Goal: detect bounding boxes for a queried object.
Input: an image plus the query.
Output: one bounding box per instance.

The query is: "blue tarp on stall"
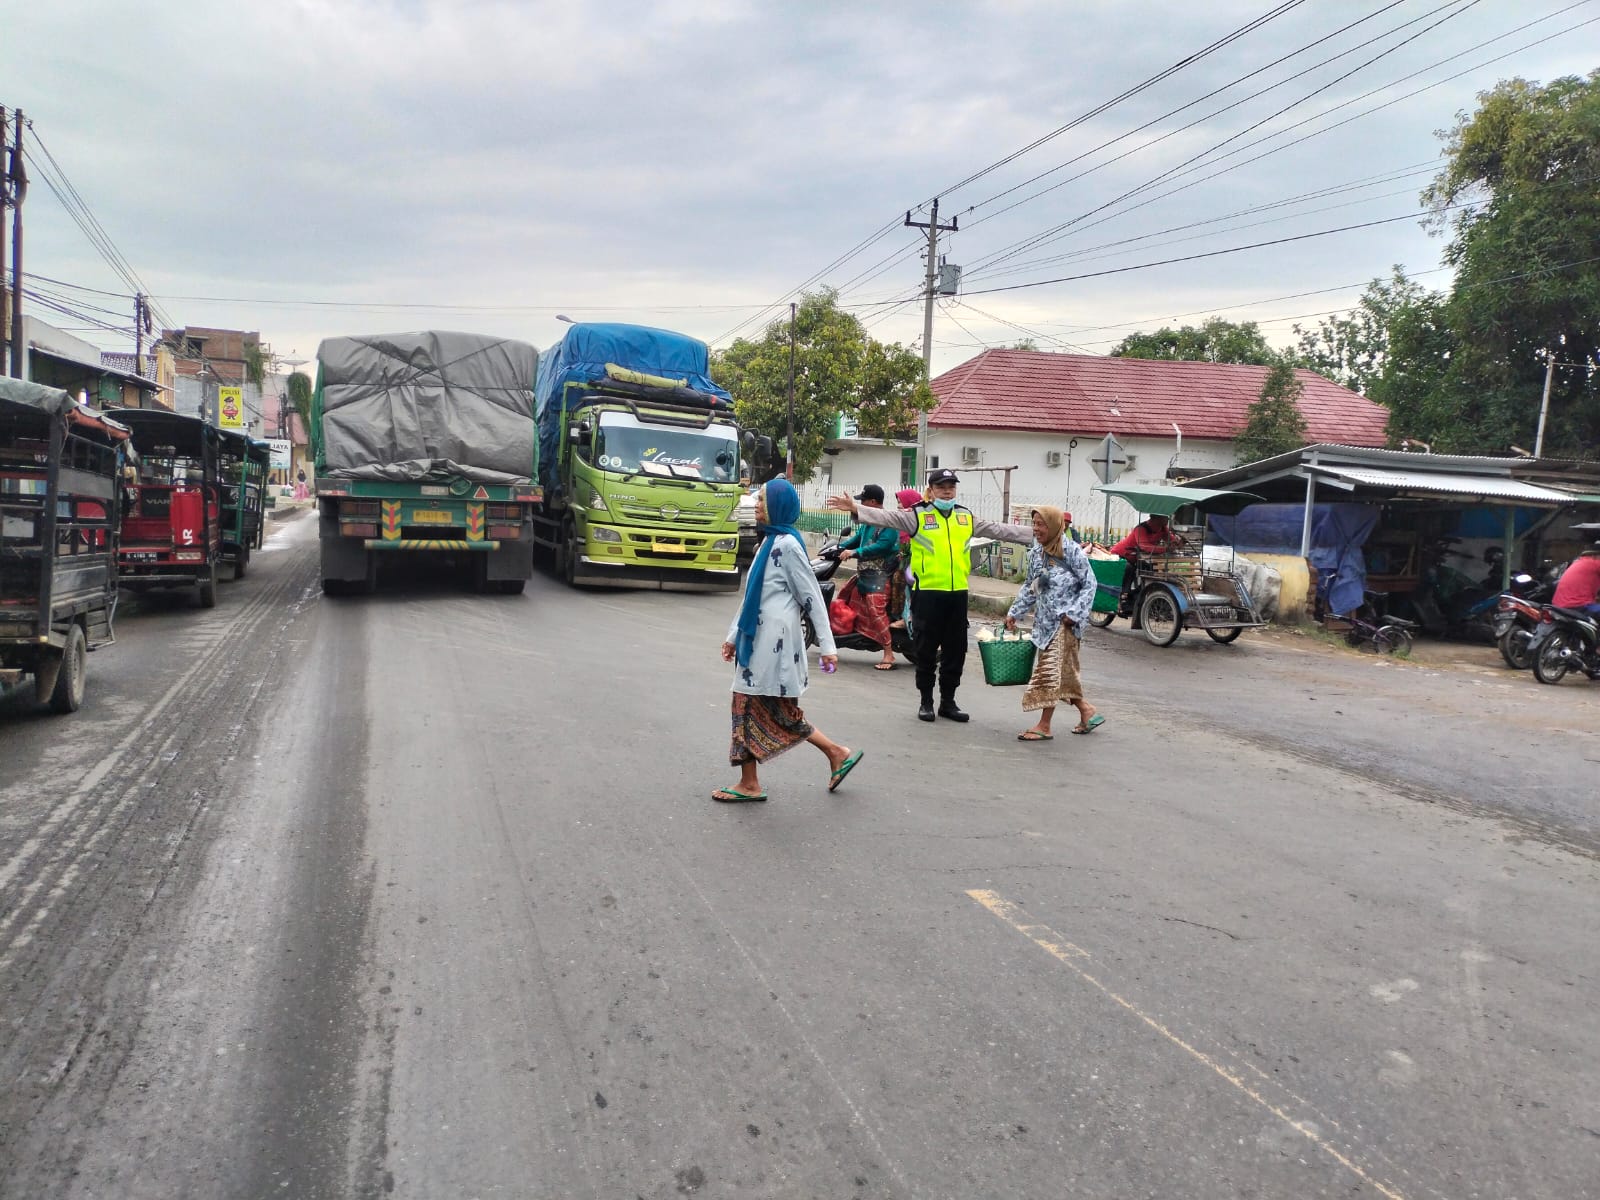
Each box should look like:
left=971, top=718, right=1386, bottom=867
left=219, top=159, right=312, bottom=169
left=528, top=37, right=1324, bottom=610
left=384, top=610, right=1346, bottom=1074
left=1210, top=502, right=1381, bottom=616
left=534, top=323, right=731, bottom=492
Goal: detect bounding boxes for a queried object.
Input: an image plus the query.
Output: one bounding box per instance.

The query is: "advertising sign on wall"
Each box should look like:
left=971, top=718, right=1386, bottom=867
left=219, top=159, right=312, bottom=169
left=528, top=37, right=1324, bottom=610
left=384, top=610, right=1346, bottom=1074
left=218, top=386, right=245, bottom=430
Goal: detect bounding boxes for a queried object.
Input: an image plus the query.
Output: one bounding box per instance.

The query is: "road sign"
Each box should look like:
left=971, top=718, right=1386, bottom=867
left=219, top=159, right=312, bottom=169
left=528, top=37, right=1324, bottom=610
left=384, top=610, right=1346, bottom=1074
left=218, top=386, right=244, bottom=430
left=1089, top=433, right=1128, bottom=485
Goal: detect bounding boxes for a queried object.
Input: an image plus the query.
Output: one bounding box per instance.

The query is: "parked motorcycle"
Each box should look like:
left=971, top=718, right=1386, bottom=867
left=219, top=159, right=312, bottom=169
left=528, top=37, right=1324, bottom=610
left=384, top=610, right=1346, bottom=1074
left=1532, top=606, right=1600, bottom=685
left=1492, top=560, right=1564, bottom=669
left=805, top=531, right=916, bottom=662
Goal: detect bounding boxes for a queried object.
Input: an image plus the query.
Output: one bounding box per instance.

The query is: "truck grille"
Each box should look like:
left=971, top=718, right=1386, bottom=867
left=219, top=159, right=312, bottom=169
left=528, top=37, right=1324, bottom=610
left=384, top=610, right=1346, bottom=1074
left=615, top=503, right=723, bottom=528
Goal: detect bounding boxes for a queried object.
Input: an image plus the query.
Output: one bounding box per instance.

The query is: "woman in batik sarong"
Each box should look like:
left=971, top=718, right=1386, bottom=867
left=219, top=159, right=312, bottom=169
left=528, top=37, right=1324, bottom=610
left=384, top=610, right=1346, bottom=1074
left=1004, top=506, right=1104, bottom=741
left=716, top=478, right=864, bottom=802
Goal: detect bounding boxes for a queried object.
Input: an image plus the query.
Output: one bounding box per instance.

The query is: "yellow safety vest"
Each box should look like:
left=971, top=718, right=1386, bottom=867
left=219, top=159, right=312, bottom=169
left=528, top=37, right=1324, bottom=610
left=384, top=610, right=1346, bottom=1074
left=908, top=503, right=975, bottom=591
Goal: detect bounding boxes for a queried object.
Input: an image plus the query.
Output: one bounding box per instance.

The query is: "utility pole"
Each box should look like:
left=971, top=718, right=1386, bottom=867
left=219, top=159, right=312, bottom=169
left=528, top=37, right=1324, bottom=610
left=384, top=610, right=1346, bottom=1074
left=905, top=198, right=957, bottom=484
left=8, top=109, right=22, bottom=381
left=1533, top=351, right=1556, bottom=459
left=1, top=106, right=9, bottom=377
left=785, top=301, right=797, bottom=480
left=134, top=293, right=144, bottom=378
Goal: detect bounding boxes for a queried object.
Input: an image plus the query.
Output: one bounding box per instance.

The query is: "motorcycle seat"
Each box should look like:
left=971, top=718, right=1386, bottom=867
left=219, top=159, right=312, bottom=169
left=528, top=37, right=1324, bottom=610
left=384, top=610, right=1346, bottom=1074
left=1550, top=606, right=1598, bottom=623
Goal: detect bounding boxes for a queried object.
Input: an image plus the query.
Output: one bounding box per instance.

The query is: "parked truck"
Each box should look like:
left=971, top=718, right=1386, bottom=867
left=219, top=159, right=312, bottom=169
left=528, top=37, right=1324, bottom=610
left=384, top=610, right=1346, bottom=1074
left=533, top=322, right=770, bottom=591
left=1, top=379, right=129, bottom=714
left=311, top=331, right=543, bottom=595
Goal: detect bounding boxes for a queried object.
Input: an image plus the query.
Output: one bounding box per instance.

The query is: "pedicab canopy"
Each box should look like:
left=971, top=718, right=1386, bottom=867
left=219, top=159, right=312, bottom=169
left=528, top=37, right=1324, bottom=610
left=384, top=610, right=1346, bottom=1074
left=0, top=377, right=131, bottom=442
left=1093, top=482, right=1265, bottom=518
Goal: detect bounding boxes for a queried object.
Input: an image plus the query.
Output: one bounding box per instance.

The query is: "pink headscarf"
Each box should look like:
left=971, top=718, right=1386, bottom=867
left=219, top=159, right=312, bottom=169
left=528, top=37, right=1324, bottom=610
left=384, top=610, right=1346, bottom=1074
left=894, top=488, right=923, bottom=546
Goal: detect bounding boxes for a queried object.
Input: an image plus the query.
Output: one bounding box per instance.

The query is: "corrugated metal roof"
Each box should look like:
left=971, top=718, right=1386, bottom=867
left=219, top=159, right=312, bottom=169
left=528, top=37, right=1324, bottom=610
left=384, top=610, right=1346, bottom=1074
left=1314, top=466, right=1575, bottom=503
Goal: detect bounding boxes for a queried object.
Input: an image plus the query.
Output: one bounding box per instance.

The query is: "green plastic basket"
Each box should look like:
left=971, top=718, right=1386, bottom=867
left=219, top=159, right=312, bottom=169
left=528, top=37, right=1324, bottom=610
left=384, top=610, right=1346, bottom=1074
left=978, top=633, right=1036, bottom=686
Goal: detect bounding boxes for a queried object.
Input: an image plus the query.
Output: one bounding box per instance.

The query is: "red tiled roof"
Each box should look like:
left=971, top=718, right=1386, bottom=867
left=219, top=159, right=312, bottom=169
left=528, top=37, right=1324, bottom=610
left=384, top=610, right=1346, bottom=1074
left=930, top=349, right=1390, bottom=446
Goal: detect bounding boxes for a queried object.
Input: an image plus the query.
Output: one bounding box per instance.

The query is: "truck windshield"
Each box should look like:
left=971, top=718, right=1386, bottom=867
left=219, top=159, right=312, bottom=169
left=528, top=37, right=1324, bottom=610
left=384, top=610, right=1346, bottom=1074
left=593, top=413, right=738, bottom=484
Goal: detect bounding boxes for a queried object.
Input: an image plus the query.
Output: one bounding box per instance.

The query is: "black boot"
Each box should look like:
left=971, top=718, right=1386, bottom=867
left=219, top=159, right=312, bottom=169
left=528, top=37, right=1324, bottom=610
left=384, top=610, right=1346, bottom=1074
left=937, top=698, right=970, bottom=722
left=918, top=694, right=936, bottom=722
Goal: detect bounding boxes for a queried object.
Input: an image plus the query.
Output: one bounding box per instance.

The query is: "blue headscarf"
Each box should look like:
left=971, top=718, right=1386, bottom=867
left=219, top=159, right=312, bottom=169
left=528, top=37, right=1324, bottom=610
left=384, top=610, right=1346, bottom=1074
left=735, top=478, right=803, bottom=669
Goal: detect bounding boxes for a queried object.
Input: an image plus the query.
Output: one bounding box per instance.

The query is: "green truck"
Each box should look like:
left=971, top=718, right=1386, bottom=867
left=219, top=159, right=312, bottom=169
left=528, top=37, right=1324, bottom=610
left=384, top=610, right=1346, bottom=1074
left=533, top=322, right=770, bottom=591
left=311, top=332, right=543, bottom=595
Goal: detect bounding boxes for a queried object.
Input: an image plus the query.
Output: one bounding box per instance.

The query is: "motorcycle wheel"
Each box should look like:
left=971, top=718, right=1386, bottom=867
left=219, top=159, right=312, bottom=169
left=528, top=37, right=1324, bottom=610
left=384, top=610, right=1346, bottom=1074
left=1498, top=627, right=1534, bottom=671
left=1533, top=632, right=1571, bottom=685
left=1089, top=610, right=1116, bottom=628
left=802, top=614, right=817, bottom=649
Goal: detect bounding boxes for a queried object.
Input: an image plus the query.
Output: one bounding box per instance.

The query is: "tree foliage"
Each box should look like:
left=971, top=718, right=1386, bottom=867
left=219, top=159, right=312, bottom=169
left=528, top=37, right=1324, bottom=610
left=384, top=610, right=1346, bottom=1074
left=710, top=289, right=935, bottom=482
left=286, top=371, right=312, bottom=431
left=1109, top=318, right=1276, bottom=365
left=1411, top=71, right=1600, bottom=453
left=1234, top=356, right=1308, bottom=465
left=1293, top=267, right=1445, bottom=395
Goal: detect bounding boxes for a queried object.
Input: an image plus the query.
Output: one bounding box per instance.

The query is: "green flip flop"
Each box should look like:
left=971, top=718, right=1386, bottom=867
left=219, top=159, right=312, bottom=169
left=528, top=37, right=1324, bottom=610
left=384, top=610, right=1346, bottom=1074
left=712, top=787, right=768, bottom=802
left=828, top=750, right=865, bottom=793
left=1071, top=714, right=1106, bottom=735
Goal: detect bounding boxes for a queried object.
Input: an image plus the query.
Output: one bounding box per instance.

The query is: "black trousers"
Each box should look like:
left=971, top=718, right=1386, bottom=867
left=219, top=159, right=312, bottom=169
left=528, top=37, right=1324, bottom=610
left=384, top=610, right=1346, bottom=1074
left=911, top=588, right=969, bottom=701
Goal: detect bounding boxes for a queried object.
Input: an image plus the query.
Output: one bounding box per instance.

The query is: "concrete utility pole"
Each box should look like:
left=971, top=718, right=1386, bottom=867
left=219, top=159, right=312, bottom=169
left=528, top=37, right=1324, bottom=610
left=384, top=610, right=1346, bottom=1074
left=1, top=106, right=8, bottom=377
left=8, top=109, right=22, bottom=380
left=1534, top=351, right=1556, bottom=459
left=905, top=199, right=958, bottom=484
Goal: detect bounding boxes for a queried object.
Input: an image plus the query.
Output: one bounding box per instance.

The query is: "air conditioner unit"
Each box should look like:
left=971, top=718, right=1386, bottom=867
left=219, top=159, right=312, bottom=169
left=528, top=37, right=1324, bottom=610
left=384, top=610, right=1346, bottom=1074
left=1045, top=450, right=1063, bottom=468
left=960, top=446, right=982, bottom=466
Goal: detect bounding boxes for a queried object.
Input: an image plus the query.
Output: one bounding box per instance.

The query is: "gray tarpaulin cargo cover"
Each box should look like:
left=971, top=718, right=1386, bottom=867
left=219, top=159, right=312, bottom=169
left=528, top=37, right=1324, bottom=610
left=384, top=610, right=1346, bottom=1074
left=315, top=331, right=539, bottom=485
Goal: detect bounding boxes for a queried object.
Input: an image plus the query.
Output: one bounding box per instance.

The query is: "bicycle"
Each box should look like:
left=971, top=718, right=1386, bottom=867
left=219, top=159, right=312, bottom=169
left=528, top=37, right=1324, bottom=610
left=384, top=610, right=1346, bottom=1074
left=1341, top=608, right=1417, bottom=655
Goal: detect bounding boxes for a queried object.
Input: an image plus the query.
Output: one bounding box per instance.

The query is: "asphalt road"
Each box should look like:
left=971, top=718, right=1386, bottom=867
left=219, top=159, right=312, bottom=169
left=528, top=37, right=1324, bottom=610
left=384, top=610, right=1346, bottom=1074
left=1, top=511, right=1596, bottom=1199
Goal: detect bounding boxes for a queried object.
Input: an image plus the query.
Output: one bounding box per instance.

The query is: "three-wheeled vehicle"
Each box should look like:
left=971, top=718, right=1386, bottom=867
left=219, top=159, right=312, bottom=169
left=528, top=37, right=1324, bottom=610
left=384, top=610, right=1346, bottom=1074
left=1, top=379, right=130, bottom=713
left=104, top=407, right=225, bottom=608
left=1088, top=483, right=1266, bottom=647
left=217, top=428, right=269, bottom=579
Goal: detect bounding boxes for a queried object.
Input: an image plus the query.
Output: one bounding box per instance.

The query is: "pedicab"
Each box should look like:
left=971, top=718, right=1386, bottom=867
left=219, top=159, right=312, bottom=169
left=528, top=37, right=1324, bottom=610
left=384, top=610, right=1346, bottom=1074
left=104, top=407, right=226, bottom=608
left=1, top=379, right=131, bottom=713
left=1087, top=482, right=1266, bottom=647
left=217, top=427, right=269, bottom=579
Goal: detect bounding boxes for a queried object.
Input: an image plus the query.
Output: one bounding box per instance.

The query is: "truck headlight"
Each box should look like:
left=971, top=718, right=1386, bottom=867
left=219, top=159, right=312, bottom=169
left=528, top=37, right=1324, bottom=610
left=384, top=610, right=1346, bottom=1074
left=587, top=488, right=609, bottom=514
left=591, top=526, right=622, bottom=543
left=712, top=538, right=738, bottom=553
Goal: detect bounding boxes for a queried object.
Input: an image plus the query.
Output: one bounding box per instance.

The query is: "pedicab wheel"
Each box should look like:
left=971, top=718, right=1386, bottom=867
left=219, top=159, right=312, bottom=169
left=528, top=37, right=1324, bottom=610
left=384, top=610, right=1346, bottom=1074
left=234, top=547, right=248, bottom=581
left=1138, top=587, right=1182, bottom=647
left=198, top=564, right=218, bottom=609
left=1205, top=625, right=1243, bottom=644
left=48, top=624, right=87, bottom=715
left=1533, top=633, right=1571, bottom=684
left=1089, top=610, right=1116, bottom=629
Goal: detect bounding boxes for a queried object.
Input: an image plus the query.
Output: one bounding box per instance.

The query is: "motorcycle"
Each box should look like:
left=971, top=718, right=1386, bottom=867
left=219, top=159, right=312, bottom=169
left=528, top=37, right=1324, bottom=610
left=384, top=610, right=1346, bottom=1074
left=805, top=530, right=916, bottom=662
left=1491, top=560, right=1564, bottom=669
left=1532, top=605, right=1600, bottom=685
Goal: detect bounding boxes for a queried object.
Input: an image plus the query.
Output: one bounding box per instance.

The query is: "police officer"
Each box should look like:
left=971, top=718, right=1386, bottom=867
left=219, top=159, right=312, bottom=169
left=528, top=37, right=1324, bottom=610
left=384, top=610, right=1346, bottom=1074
left=829, top=469, right=1031, bottom=722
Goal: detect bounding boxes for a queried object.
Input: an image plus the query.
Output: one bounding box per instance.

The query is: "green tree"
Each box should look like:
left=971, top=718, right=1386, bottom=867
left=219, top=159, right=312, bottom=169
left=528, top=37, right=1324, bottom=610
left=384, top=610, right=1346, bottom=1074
left=1415, top=71, right=1600, bottom=454
left=286, top=371, right=312, bottom=431
left=1009, top=338, right=1039, bottom=351
left=1292, top=267, right=1448, bottom=395
left=243, top=341, right=268, bottom=388
left=1234, top=356, right=1308, bottom=464
left=711, top=289, right=936, bottom=481
left=1110, top=317, right=1276, bottom=364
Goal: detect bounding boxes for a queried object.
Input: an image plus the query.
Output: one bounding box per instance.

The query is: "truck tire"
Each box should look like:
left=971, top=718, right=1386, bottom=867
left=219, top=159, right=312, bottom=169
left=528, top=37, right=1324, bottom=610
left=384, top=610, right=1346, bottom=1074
left=234, top=547, right=249, bottom=581
left=495, top=578, right=526, bottom=595
left=561, top=519, right=579, bottom=587
left=48, top=625, right=87, bottom=715
left=198, top=564, right=218, bottom=608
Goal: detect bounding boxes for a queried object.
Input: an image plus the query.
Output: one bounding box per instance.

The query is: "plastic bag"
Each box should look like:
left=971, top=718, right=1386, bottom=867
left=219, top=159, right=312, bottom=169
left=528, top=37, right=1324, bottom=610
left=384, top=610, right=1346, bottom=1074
left=829, top=597, right=856, bottom=633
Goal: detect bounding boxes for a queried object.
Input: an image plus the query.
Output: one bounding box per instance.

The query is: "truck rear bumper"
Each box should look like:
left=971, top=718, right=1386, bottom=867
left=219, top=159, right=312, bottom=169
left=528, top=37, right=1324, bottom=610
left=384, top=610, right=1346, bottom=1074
left=573, top=556, right=741, bottom=592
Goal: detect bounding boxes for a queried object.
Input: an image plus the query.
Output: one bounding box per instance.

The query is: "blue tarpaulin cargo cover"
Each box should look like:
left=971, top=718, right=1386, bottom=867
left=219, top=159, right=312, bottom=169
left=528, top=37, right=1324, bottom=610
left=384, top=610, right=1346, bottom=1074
left=535, top=323, right=731, bottom=491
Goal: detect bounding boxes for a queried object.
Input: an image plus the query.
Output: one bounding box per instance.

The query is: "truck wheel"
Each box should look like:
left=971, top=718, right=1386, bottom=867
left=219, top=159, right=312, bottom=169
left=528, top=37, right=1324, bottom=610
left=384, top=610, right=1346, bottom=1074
left=48, top=625, right=87, bottom=715
left=198, top=564, right=218, bottom=609
left=234, top=547, right=249, bottom=581
left=561, top=519, right=579, bottom=587
left=495, top=578, right=526, bottom=595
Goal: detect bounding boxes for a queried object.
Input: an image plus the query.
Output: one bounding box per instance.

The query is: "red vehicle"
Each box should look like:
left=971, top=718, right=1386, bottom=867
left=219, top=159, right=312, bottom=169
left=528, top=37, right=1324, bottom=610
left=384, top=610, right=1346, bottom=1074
left=105, top=408, right=226, bottom=608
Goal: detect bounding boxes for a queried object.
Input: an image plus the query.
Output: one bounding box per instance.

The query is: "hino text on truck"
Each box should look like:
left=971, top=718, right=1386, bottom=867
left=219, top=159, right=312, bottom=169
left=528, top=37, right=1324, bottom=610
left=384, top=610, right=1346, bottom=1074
left=533, top=322, right=771, bottom=591
left=311, top=331, right=543, bottom=595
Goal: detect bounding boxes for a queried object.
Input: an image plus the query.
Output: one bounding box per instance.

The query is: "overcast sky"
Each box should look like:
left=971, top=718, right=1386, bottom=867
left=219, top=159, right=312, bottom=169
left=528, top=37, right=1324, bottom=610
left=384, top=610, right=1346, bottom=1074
left=5, top=0, right=1595, bottom=378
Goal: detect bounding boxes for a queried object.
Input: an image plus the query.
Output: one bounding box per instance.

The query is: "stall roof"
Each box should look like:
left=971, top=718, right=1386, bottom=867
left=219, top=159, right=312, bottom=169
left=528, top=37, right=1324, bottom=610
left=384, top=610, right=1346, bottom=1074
left=1093, top=482, right=1264, bottom=517
left=1194, top=443, right=1600, bottom=508
left=1312, top=467, right=1575, bottom=504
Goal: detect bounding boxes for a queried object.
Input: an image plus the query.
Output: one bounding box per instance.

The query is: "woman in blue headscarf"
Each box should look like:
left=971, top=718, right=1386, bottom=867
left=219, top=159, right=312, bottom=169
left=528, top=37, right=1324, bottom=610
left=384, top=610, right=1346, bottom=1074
left=716, top=478, right=863, bottom=802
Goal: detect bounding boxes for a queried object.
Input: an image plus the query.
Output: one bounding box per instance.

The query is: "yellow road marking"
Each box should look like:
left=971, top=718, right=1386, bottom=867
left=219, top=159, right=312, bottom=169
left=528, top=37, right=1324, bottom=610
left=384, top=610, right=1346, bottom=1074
left=965, top=888, right=1410, bottom=1200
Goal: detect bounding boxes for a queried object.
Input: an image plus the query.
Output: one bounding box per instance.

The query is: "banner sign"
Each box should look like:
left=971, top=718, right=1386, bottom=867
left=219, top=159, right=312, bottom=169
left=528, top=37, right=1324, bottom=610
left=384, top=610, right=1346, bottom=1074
left=266, top=438, right=292, bottom=470
left=218, top=386, right=244, bottom=429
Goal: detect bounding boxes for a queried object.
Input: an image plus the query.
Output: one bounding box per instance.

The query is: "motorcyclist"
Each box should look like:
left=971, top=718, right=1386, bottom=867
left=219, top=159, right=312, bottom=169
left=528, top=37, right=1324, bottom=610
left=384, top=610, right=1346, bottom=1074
left=1551, top=543, right=1600, bottom=615
left=836, top=485, right=900, bottom=669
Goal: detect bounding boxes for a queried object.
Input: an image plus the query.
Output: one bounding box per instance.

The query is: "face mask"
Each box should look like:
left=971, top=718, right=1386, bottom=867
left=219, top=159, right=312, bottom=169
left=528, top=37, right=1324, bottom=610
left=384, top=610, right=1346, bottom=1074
left=932, top=498, right=956, bottom=514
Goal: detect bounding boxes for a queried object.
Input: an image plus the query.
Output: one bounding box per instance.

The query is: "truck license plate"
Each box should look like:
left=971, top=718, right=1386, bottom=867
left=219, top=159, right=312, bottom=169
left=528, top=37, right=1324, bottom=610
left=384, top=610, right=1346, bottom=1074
left=652, top=541, right=685, bottom=554
left=412, top=510, right=452, bottom=524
